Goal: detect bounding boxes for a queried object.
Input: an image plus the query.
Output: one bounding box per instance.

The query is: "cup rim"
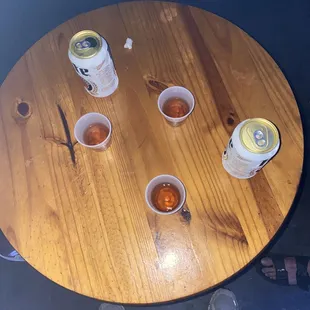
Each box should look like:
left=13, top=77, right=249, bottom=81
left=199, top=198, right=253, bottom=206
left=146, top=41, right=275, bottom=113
left=74, top=112, right=112, bottom=149
left=157, top=86, right=195, bottom=121
left=145, top=174, right=186, bottom=215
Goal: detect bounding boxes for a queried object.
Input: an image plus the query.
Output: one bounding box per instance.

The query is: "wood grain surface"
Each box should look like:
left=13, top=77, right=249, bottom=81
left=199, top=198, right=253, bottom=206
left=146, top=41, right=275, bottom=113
left=0, top=1, right=303, bottom=303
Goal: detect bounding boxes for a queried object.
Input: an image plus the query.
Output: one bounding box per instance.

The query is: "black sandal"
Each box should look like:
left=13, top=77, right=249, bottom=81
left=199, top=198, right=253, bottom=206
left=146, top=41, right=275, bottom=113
left=256, top=254, right=310, bottom=291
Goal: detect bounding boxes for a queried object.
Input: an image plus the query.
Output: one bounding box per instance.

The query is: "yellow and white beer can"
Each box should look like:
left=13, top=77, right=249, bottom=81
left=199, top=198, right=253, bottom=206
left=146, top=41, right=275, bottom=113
left=222, top=118, right=280, bottom=179
left=68, top=30, right=119, bottom=97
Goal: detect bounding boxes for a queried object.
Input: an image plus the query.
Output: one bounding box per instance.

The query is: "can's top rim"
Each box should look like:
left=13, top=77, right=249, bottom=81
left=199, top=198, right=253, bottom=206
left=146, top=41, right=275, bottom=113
left=239, top=118, right=279, bottom=154
left=69, top=30, right=102, bottom=59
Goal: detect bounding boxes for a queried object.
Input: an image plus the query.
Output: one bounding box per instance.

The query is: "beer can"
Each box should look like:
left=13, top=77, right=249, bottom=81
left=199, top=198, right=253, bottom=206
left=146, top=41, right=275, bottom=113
left=222, top=118, right=280, bottom=179
left=68, top=30, right=119, bottom=97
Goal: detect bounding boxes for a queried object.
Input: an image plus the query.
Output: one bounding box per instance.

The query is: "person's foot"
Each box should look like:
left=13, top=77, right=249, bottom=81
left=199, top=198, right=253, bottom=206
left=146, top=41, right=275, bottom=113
left=208, top=288, right=238, bottom=310
left=261, top=256, right=310, bottom=285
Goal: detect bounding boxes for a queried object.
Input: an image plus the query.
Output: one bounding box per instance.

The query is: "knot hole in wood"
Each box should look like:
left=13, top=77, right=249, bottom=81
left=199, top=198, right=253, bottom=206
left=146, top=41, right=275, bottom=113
left=17, top=102, right=31, bottom=118
left=144, top=74, right=172, bottom=94
left=12, top=99, right=32, bottom=124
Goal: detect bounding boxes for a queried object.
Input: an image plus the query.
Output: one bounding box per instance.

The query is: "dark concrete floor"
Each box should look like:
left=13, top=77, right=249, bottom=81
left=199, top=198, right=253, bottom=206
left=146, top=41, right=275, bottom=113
left=1, top=0, right=310, bottom=309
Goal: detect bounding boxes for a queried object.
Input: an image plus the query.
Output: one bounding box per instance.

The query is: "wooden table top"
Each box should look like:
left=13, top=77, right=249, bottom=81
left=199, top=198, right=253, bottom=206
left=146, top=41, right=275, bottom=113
left=0, top=1, right=304, bottom=304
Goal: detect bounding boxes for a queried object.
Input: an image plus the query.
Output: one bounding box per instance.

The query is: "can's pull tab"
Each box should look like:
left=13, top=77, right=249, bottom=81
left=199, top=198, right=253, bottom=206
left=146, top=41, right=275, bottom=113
left=254, top=130, right=267, bottom=147
left=75, top=37, right=97, bottom=50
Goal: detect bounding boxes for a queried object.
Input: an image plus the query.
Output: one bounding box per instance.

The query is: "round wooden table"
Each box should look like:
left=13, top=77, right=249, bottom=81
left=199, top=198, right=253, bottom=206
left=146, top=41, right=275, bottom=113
left=0, top=1, right=304, bottom=304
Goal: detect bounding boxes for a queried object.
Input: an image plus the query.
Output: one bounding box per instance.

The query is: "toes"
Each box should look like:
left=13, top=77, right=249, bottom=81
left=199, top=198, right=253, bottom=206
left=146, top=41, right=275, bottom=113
left=262, top=267, right=275, bottom=274
left=260, top=257, right=277, bottom=281
left=262, top=270, right=276, bottom=280
left=265, top=271, right=276, bottom=277
left=261, top=257, right=273, bottom=267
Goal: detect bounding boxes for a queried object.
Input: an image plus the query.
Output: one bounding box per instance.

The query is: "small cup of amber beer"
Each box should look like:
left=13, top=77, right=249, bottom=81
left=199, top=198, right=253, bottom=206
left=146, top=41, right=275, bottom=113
left=74, top=112, right=112, bottom=151
left=157, top=86, right=195, bottom=126
left=145, top=174, right=186, bottom=215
